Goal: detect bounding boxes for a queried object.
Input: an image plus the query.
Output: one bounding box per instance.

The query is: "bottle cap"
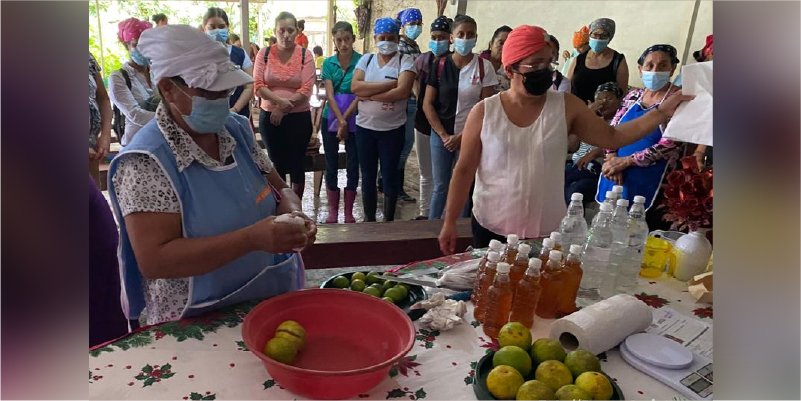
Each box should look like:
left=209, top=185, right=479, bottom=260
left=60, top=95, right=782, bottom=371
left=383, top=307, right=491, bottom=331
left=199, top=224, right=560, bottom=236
left=496, top=262, right=511, bottom=274
left=634, top=195, right=646, bottom=204
left=517, top=243, right=532, bottom=256
left=549, top=232, right=562, bottom=242
left=616, top=199, right=630, bottom=207
left=599, top=202, right=613, bottom=212
left=605, top=190, right=616, bottom=199
left=489, top=239, right=504, bottom=251
left=542, top=238, right=555, bottom=249
left=507, top=234, right=519, bottom=244
left=526, top=258, right=542, bottom=275
left=571, top=192, right=584, bottom=201
left=549, top=250, right=563, bottom=261
left=487, top=250, right=501, bottom=263
left=570, top=244, right=583, bottom=255
left=613, top=185, right=624, bottom=194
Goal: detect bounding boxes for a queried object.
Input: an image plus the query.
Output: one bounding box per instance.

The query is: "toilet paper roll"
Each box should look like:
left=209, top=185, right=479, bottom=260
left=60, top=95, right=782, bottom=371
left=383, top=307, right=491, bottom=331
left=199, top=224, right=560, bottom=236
left=549, top=294, right=653, bottom=355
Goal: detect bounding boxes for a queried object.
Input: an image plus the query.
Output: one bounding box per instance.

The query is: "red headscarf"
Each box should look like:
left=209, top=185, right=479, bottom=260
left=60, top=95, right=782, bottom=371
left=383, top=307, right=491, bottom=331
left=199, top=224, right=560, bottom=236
left=501, top=25, right=553, bottom=67
left=117, top=17, right=152, bottom=44
left=702, top=34, right=713, bottom=58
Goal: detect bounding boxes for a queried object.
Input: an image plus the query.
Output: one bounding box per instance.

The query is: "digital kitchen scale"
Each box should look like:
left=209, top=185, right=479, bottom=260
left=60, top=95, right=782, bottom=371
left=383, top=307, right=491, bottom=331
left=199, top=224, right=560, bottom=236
left=620, top=333, right=713, bottom=400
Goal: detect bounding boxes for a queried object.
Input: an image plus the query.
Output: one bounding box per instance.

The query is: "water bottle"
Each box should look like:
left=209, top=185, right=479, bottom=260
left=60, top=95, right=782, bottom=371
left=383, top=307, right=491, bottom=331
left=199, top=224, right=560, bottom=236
left=612, top=185, right=624, bottom=198
left=603, top=199, right=631, bottom=298
left=559, top=193, right=588, bottom=250
left=615, top=196, right=650, bottom=294
left=579, top=202, right=614, bottom=305
left=610, top=198, right=630, bottom=245
left=591, top=190, right=618, bottom=226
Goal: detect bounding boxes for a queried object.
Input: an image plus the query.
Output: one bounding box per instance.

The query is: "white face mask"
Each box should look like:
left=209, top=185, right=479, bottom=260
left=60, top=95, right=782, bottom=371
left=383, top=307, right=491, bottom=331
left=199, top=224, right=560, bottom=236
left=376, top=41, right=398, bottom=55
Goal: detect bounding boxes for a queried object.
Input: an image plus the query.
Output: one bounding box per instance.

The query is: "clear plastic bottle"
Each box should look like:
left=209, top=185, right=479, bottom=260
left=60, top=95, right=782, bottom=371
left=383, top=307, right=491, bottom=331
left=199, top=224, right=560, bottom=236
left=539, top=238, right=555, bottom=266
left=557, top=244, right=584, bottom=316
left=611, top=198, right=631, bottom=244
left=483, top=262, right=514, bottom=339
left=591, top=190, right=618, bottom=227
left=580, top=202, right=614, bottom=305
left=549, top=232, right=563, bottom=251
left=535, top=250, right=566, bottom=319
left=510, top=243, right=532, bottom=287
left=472, top=250, right=501, bottom=304
left=504, top=234, right=520, bottom=264
left=473, top=254, right=499, bottom=322
left=615, top=196, right=650, bottom=294
left=510, top=258, right=543, bottom=328
left=612, top=185, right=624, bottom=198
left=559, top=193, right=589, bottom=250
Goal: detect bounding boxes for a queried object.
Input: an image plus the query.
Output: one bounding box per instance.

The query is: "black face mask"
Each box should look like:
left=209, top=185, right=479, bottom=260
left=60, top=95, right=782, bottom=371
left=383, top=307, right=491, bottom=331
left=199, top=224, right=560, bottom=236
left=520, top=68, right=553, bottom=96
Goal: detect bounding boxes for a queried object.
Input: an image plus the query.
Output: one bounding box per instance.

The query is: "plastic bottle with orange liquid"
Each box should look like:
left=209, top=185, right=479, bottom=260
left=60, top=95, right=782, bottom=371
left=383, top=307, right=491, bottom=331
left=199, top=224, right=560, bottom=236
left=472, top=240, right=504, bottom=303
left=482, top=262, right=514, bottom=339
left=510, top=243, right=532, bottom=287
left=504, top=234, right=520, bottom=264
left=472, top=250, right=501, bottom=305
left=535, top=250, right=566, bottom=319
left=557, top=244, right=584, bottom=317
left=473, top=254, right=500, bottom=322
left=549, top=232, right=563, bottom=251
left=539, top=237, right=555, bottom=266
left=509, top=258, right=543, bottom=328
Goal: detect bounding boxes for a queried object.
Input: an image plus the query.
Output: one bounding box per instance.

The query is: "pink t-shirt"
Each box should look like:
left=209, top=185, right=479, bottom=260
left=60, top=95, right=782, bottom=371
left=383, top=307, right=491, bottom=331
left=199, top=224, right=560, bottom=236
left=253, top=45, right=315, bottom=113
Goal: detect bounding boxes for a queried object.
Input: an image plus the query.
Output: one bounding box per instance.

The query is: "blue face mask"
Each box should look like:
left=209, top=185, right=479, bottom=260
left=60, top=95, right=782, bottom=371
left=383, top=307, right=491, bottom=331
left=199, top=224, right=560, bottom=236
left=130, top=48, right=150, bottom=66
left=453, top=38, right=477, bottom=56
left=207, top=28, right=229, bottom=43
left=174, top=84, right=231, bottom=134
left=404, top=25, right=422, bottom=40
left=429, top=39, right=449, bottom=56
left=641, top=70, right=671, bottom=91
left=588, top=38, right=609, bottom=53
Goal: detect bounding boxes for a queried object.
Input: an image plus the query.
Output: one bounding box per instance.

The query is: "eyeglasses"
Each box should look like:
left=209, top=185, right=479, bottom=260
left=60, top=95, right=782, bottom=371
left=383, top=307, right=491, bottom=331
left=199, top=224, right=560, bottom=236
left=590, top=32, right=610, bottom=40
left=516, top=62, right=553, bottom=74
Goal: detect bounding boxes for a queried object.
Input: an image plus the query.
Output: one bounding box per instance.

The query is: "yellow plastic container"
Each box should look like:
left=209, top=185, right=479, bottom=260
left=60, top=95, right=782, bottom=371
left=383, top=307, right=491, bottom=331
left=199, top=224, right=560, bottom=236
left=639, top=235, right=676, bottom=278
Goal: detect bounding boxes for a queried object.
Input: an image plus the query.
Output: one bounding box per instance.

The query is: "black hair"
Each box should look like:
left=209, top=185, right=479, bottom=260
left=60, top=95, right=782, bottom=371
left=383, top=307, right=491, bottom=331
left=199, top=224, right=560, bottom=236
left=332, top=21, right=354, bottom=36
left=549, top=35, right=560, bottom=52
left=487, top=25, right=512, bottom=51
left=313, top=45, right=323, bottom=56
left=203, top=7, right=229, bottom=27
left=452, top=14, right=477, bottom=31
left=152, top=13, right=167, bottom=24
left=230, top=33, right=240, bottom=42
left=692, top=50, right=705, bottom=63
left=275, top=11, right=298, bottom=28
left=297, top=19, right=306, bottom=30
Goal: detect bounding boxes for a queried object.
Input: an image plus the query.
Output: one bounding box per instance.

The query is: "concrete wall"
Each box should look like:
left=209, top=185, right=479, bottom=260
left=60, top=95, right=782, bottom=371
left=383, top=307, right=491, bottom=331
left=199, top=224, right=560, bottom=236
left=366, top=0, right=712, bottom=87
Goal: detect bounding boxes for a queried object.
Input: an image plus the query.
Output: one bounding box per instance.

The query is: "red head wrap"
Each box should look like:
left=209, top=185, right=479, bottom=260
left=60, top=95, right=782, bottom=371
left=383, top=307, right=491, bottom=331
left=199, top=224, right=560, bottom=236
left=501, top=25, right=553, bottom=67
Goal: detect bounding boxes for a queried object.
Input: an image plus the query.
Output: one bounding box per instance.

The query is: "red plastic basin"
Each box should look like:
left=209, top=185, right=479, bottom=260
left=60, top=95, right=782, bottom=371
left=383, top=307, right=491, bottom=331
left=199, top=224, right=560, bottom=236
left=242, top=288, right=416, bottom=399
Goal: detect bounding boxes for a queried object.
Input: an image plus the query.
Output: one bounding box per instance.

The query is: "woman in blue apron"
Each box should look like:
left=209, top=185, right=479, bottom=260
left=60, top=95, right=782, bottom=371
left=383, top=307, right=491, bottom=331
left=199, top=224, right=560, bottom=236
left=596, top=44, right=685, bottom=213
left=107, top=25, right=315, bottom=326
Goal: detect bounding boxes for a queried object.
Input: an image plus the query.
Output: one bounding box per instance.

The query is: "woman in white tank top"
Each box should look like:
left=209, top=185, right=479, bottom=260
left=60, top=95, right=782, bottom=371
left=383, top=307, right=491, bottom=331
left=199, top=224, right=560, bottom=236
left=437, top=25, right=693, bottom=254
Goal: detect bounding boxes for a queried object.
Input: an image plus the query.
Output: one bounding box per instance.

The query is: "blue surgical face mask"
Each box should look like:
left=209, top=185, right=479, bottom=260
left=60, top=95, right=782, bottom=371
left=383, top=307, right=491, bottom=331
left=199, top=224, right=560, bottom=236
left=130, top=48, right=150, bottom=66
left=588, top=38, right=609, bottom=53
left=641, top=70, right=671, bottom=91
left=174, top=84, right=231, bottom=134
left=429, top=39, right=449, bottom=56
left=453, top=37, right=477, bottom=56
left=404, top=25, right=422, bottom=40
left=207, top=28, right=229, bottom=43
left=376, top=40, right=398, bottom=55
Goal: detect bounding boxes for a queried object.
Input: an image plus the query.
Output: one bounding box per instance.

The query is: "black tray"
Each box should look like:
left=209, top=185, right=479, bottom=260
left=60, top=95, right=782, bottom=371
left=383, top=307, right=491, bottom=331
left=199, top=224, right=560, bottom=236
left=320, top=271, right=427, bottom=311
left=473, top=351, right=625, bottom=400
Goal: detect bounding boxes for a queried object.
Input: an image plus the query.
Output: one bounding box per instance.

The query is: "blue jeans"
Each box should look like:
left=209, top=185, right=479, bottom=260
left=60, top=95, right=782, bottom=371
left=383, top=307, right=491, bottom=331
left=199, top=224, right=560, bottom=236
left=355, top=125, right=405, bottom=220
left=564, top=163, right=600, bottom=206
left=321, top=118, right=359, bottom=191
left=429, top=131, right=471, bottom=219
left=398, top=98, right=416, bottom=169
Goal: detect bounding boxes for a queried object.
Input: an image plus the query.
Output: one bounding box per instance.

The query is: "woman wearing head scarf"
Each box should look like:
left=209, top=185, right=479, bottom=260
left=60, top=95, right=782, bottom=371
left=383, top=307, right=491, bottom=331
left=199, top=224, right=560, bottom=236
left=437, top=26, right=692, bottom=253
left=567, top=17, right=629, bottom=103
left=108, top=25, right=316, bottom=325
left=253, top=12, right=316, bottom=199
left=411, top=15, right=453, bottom=219
left=596, top=44, right=685, bottom=229
left=423, top=14, right=498, bottom=220
left=108, top=17, right=157, bottom=146
left=350, top=17, right=417, bottom=221
left=202, top=8, right=254, bottom=120
left=561, top=26, right=590, bottom=76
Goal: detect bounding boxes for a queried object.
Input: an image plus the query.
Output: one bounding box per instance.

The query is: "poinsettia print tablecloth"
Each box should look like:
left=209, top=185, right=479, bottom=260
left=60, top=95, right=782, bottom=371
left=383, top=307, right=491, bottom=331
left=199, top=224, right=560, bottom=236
left=89, top=251, right=712, bottom=400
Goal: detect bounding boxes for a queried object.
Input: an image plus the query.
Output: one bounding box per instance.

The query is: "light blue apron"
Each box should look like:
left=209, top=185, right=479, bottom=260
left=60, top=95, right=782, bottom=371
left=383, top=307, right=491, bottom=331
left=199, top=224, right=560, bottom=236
left=108, top=113, right=304, bottom=321
left=596, top=89, right=671, bottom=210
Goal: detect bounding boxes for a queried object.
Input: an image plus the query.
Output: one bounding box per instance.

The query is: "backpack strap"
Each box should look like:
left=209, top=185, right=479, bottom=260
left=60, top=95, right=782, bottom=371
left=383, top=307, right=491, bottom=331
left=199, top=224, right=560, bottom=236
left=436, top=55, right=447, bottom=83
left=301, top=47, right=306, bottom=65
left=477, top=56, right=485, bottom=82
left=366, top=53, right=374, bottom=68
left=612, top=51, right=623, bottom=80
left=120, top=68, right=132, bottom=90
left=263, top=46, right=270, bottom=63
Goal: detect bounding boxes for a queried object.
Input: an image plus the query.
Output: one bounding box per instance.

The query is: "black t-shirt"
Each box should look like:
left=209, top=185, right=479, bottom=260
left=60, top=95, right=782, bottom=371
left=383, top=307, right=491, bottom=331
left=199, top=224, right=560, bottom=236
left=428, top=55, right=462, bottom=135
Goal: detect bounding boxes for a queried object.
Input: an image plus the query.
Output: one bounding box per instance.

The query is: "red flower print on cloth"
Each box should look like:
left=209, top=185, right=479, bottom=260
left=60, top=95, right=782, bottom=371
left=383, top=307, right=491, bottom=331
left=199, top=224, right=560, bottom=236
left=634, top=292, right=669, bottom=308
left=134, top=363, right=176, bottom=387
left=693, top=306, right=713, bottom=319
left=415, top=329, right=440, bottom=349
left=478, top=336, right=500, bottom=354
left=389, top=355, right=421, bottom=378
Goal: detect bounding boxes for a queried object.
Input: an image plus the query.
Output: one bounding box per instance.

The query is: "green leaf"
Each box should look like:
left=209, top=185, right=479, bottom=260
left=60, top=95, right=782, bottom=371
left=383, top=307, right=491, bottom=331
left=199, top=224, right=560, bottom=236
left=463, top=376, right=474, bottom=385
left=470, top=361, right=477, bottom=369
left=190, top=392, right=203, bottom=400
left=386, top=388, right=408, bottom=399
left=161, top=363, right=172, bottom=371
left=202, top=395, right=216, bottom=400
left=143, top=377, right=156, bottom=387
left=142, top=364, right=153, bottom=373
left=161, top=372, right=175, bottom=379
left=388, top=366, right=398, bottom=378
left=135, top=373, right=147, bottom=380
left=263, top=379, right=275, bottom=389
left=424, top=342, right=434, bottom=349
left=236, top=340, right=249, bottom=351
left=90, top=346, right=114, bottom=357
left=414, top=389, right=427, bottom=399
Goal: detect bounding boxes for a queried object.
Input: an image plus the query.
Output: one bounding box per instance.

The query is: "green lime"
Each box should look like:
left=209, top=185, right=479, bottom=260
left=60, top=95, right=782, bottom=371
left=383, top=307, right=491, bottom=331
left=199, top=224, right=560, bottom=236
left=383, top=287, right=406, bottom=303
left=382, top=296, right=395, bottom=304
left=350, top=279, right=366, bottom=292
left=363, top=286, right=382, bottom=297
left=368, top=284, right=385, bottom=296
left=397, top=283, right=410, bottom=292
left=382, top=280, right=396, bottom=291
left=332, top=276, right=350, bottom=289
left=392, top=284, right=409, bottom=299
left=351, top=272, right=366, bottom=282
left=365, top=271, right=383, bottom=285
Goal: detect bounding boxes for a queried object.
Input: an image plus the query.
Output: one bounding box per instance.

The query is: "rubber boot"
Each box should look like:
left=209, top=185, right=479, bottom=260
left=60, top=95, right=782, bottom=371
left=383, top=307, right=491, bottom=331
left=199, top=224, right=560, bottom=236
left=383, top=194, right=398, bottom=222
left=343, top=189, right=357, bottom=223
left=363, top=191, right=377, bottom=222
left=325, top=189, right=340, bottom=223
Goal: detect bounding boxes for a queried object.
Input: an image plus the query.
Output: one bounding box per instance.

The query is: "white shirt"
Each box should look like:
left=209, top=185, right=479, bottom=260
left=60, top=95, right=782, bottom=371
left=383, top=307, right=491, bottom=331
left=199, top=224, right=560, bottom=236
left=107, top=62, right=156, bottom=145
left=228, top=44, right=253, bottom=70
left=355, top=52, right=417, bottom=131
left=453, top=56, right=498, bottom=133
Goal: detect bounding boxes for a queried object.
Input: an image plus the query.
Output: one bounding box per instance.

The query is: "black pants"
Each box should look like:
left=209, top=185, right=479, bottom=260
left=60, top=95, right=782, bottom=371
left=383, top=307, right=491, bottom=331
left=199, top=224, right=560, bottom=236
left=321, top=118, right=359, bottom=191
left=471, top=215, right=506, bottom=249
left=259, top=110, right=312, bottom=185
left=355, top=124, right=404, bottom=220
